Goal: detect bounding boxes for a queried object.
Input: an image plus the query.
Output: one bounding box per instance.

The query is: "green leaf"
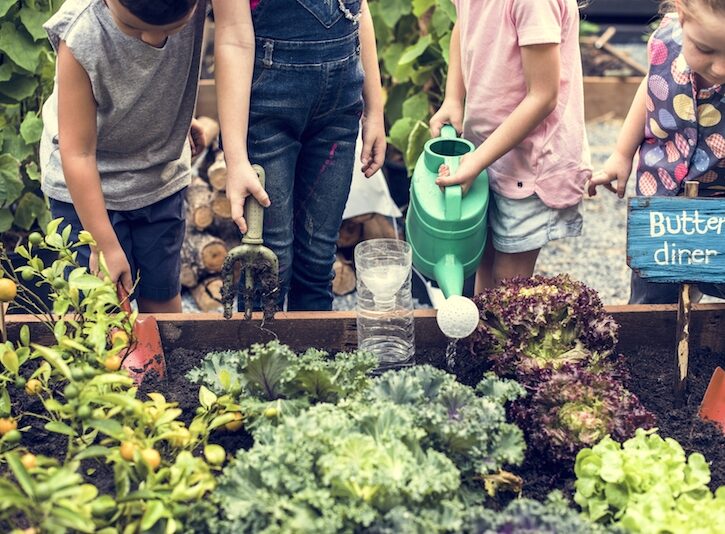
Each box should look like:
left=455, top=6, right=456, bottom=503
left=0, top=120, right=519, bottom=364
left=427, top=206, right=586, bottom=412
left=378, top=0, right=410, bottom=28
left=0, top=62, right=15, bottom=82
left=0, top=0, right=16, bottom=18
left=6, top=452, right=36, bottom=497
left=412, top=0, right=435, bottom=17
left=13, top=192, right=47, bottom=231
left=0, top=23, right=42, bottom=72
left=140, top=500, right=169, bottom=531
left=74, top=445, right=112, bottom=461
left=45, top=420, right=77, bottom=437
left=399, top=35, right=433, bottom=65
left=402, top=92, right=430, bottom=122
left=20, top=111, right=43, bottom=144
left=19, top=6, right=51, bottom=41
left=0, top=209, right=10, bottom=233
left=0, top=154, right=23, bottom=207
left=88, top=418, right=124, bottom=440
left=2, top=131, right=34, bottom=162
left=389, top=117, right=415, bottom=155
left=31, top=343, right=72, bottom=379
left=25, top=161, right=41, bottom=181
left=0, top=387, right=11, bottom=417
left=199, top=385, right=218, bottom=409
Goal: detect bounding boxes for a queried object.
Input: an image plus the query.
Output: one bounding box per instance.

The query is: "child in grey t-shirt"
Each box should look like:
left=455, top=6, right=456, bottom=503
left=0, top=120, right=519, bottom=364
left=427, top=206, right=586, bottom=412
left=40, top=0, right=268, bottom=312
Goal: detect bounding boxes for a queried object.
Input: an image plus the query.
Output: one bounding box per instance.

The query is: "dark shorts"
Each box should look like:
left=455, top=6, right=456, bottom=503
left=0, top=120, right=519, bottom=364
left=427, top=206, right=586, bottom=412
left=49, top=188, right=186, bottom=301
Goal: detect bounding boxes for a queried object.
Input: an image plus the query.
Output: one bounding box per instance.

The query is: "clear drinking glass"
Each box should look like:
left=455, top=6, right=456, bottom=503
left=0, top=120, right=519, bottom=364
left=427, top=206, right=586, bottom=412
left=354, top=238, right=414, bottom=369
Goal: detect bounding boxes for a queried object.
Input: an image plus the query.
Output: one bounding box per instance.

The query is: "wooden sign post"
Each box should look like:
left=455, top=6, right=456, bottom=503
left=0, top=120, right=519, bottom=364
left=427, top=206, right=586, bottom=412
left=627, top=182, right=725, bottom=404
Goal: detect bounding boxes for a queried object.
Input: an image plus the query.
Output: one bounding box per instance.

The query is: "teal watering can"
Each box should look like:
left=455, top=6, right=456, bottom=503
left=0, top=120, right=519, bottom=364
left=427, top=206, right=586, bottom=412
left=405, top=125, right=489, bottom=298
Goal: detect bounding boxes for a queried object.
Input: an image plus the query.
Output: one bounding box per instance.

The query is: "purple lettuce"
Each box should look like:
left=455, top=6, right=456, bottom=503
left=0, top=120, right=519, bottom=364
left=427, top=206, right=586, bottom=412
left=465, top=274, right=620, bottom=380
left=512, top=365, right=656, bottom=463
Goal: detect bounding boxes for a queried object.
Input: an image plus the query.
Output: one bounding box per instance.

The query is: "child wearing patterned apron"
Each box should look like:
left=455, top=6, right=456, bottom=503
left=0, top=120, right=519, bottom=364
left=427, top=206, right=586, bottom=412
left=589, top=0, right=725, bottom=303
left=229, top=0, right=385, bottom=311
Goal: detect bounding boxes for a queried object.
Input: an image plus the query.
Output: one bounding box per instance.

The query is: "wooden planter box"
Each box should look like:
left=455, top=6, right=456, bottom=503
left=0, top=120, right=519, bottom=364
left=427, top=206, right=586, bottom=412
left=6, top=304, right=725, bottom=355
left=583, top=75, right=643, bottom=122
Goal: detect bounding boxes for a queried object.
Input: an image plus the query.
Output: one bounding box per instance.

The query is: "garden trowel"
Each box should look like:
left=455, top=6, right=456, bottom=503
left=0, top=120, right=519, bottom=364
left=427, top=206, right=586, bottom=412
left=699, top=366, right=725, bottom=433
left=117, top=284, right=166, bottom=384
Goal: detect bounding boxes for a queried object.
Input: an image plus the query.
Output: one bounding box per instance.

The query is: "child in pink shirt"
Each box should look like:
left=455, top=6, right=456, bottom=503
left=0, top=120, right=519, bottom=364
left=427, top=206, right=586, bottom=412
left=431, top=0, right=591, bottom=292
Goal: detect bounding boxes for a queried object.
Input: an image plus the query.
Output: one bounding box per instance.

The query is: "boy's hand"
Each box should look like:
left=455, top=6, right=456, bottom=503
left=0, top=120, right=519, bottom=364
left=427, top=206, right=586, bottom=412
left=435, top=153, right=480, bottom=194
left=588, top=152, right=633, bottom=198
left=429, top=100, right=464, bottom=138
left=188, top=118, right=208, bottom=158
left=361, top=111, right=386, bottom=178
left=90, top=243, right=133, bottom=294
left=226, top=161, right=271, bottom=234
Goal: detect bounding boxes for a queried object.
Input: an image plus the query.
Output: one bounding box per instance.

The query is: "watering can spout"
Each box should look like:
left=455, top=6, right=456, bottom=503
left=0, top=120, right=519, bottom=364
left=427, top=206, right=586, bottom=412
left=434, top=254, right=464, bottom=299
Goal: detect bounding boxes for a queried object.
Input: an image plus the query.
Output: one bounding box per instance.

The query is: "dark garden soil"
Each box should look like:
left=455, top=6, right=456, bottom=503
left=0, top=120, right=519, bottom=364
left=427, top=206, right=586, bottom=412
left=11, top=342, right=725, bottom=502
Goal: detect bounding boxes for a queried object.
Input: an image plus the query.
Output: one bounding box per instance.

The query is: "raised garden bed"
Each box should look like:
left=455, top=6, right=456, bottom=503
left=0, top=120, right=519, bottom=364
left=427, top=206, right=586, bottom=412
left=7, top=304, right=725, bottom=502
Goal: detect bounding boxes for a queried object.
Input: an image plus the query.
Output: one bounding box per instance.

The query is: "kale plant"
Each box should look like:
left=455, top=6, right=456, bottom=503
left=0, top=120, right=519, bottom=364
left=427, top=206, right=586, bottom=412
left=198, top=400, right=463, bottom=533
left=465, top=275, right=620, bottom=380
left=187, top=341, right=378, bottom=431
left=366, top=366, right=526, bottom=489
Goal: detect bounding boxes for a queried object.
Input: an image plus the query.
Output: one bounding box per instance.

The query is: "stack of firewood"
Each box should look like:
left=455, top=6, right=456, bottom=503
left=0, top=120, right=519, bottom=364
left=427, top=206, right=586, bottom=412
left=182, top=116, right=237, bottom=312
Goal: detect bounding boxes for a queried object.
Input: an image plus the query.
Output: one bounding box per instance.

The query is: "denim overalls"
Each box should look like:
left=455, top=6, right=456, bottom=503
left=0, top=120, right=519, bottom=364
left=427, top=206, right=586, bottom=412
left=243, top=0, right=364, bottom=311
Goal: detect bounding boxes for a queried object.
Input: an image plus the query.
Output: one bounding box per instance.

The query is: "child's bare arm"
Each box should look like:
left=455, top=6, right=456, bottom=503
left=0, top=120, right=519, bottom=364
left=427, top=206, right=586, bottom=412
left=359, top=0, right=386, bottom=177
left=429, top=21, right=465, bottom=137
left=213, top=0, right=270, bottom=233
left=436, top=42, right=560, bottom=192
left=56, top=41, right=132, bottom=290
left=588, top=76, right=648, bottom=198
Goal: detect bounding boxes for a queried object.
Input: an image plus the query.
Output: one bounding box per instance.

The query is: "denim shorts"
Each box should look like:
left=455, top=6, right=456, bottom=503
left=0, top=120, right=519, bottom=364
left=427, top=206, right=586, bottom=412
left=49, top=188, right=186, bottom=301
left=489, top=192, right=583, bottom=253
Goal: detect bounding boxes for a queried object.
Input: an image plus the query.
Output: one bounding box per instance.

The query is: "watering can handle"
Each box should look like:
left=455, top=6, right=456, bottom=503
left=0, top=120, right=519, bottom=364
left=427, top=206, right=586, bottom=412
left=440, top=124, right=458, bottom=139
left=242, top=165, right=266, bottom=245
left=443, top=157, right=462, bottom=221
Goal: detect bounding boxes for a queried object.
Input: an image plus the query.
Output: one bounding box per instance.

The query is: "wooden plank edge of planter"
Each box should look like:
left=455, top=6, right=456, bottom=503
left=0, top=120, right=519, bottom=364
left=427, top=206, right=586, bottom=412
left=6, top=303, right=725, bottom=355
left=583, top=76, right=644, bottom=122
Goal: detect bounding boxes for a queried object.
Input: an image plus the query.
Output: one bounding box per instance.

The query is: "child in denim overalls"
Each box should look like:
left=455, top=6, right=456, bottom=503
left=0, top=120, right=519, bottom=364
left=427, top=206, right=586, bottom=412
left=229, top=0, right=385, bottom=311
left=589, top=0, right=725, bottom=303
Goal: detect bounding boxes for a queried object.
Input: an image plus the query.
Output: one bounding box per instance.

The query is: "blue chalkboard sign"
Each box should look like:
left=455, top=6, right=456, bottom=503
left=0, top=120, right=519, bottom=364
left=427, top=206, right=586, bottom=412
left=627, top=197, right=725, bottom=283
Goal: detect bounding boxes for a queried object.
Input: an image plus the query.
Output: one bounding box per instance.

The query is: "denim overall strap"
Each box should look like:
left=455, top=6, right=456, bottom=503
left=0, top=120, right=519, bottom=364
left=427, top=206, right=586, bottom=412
left=244, top=0, right=365, bottom=311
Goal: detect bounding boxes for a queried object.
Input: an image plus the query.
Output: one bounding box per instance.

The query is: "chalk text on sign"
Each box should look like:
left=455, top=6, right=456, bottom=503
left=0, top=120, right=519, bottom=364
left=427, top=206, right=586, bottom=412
left=649, top=210, right=722, bottom=266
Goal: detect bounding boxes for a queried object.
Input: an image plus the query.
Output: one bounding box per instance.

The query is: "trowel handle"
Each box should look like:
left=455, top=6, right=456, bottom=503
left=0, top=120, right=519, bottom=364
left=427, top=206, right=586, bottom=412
left=242, top=165, right=266, bottom=245
left=443, top=157, right=462, bottom=221
left=440, top=124, right=458, bottom=139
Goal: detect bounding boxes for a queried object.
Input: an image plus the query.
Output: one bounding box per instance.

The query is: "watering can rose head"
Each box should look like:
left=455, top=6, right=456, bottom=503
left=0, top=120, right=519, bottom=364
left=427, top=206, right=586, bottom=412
left=463, top=275, right=620, bottom=380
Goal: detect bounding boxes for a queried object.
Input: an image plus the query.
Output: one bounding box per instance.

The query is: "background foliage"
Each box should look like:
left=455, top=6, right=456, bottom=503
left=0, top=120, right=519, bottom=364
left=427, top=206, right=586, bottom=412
left=368, top=0, right=455, bottom=172
left=0, top=0, right=60, bottom=238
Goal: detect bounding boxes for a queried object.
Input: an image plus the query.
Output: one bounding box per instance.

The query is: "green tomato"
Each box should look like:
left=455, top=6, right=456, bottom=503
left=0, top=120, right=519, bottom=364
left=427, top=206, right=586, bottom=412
left=71, top=368, right=85, bottom=382
left=83, top=365, right=97, bottom=379
left=28, top=232, right=43, bottom=246
left=21, top=269, right=34, bottom=281
left=35, top=482, right=51, bottom=500
left=263, top=406, right=279, bottom=418
left=14, top=376, right=26, bottom=389
left=52, top=278, right=66, bottom=290
left=77, top=405, right=92, bottom=420
left=63, top=384, right=80, bottom=400
left=204, top=444, right=226, bottom=466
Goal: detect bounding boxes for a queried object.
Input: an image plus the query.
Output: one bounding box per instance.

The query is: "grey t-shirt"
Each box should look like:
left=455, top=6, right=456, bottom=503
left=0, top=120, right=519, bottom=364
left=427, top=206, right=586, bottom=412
left=40, top=0, right=206, bottom=210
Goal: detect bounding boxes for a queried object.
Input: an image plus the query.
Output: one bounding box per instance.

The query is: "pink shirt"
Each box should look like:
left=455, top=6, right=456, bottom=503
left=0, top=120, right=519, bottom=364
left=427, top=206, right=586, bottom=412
left=453, top=0, right=591, bottom=209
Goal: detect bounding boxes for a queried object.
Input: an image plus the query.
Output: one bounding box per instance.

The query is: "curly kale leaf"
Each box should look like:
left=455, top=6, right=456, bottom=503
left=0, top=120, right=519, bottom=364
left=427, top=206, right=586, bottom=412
left=210, top=401, right=462, bottom=533
left=367, top=366, right=526, bottom=484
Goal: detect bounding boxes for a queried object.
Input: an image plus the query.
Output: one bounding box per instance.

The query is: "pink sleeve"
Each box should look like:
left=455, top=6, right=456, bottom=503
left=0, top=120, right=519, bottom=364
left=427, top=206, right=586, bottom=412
left=510, top=0, right=564, bottom=47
